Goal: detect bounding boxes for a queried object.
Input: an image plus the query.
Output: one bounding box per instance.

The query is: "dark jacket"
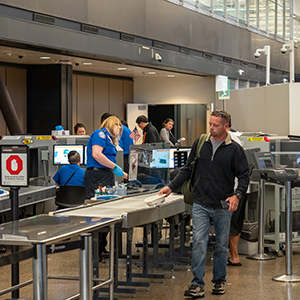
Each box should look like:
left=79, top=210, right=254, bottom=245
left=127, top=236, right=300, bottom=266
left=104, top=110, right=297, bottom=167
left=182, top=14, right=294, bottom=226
left=169, top=133, right=249, bottom=209
left=143, top=122, right=160, bottom=143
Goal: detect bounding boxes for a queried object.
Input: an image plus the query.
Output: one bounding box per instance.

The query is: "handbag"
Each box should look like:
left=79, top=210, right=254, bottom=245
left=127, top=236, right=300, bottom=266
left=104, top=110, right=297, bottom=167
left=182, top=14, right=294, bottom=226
left=181, top=134, right=208, bottom=205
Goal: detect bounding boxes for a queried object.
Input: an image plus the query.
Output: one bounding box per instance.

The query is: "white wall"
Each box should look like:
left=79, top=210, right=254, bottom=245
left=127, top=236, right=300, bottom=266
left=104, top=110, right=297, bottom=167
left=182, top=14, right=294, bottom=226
left=216, top=84, right=290, bottom=135
left=134, top=76, right=215, bottom=105
left=289, top=83, right=300, bottom=135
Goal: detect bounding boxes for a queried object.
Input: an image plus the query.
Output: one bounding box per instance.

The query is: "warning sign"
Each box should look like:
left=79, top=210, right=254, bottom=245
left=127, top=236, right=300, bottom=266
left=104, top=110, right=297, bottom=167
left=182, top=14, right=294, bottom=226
left=1, top=145, right=28, bottom=187
left=129, top=150, right=138, bottom=181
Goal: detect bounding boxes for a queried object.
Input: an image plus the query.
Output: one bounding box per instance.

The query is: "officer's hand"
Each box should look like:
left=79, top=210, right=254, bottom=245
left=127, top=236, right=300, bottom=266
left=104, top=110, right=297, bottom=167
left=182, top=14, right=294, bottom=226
left=113, top=164, right=124, bottom=177
left=122, top=172, right=128, bottom=180
left=158, top=186, right=172, bottom=197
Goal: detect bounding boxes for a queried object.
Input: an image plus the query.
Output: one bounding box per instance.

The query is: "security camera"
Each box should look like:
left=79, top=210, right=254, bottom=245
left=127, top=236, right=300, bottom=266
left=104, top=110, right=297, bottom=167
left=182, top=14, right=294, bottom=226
left=238, top=69, right=244, bottom=75
left=155, top=53, right=162, bottom=62
left=18, top=55, right=23, bottom=59
left=75, top=63, right=79, bottom=66
left=281, top=48, right=287, bottom=54
left=254, top=52, right=260, bottom=59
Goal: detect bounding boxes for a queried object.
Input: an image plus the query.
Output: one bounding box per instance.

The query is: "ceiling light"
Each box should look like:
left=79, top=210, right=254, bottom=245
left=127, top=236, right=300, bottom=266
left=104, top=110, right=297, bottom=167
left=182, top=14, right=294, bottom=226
left=147, top=72, right=156, bottom=75
left=167, top=75, right=175, bottom=78
left=118, top=67, right=127, bottom=70
left=40, top=56, right=50, bottom=60
left=83, top=62, right=92, bottom=65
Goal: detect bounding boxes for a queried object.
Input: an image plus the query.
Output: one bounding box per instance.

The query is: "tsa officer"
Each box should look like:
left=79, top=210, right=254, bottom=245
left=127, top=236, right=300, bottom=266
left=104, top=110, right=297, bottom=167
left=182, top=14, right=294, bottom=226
left=84, top=116, right=128, bottom=199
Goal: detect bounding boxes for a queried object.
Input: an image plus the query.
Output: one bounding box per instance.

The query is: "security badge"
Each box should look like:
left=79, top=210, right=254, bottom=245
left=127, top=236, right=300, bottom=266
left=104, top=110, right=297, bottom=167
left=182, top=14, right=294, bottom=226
left=99, top=131, right=106, bottom=139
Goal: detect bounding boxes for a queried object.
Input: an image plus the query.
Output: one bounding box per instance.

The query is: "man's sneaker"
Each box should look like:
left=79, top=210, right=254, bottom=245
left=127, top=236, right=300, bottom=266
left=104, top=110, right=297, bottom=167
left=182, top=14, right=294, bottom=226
left=184, top=285, right=205, bottom=298
left=212, top=280, right=225, bottom=295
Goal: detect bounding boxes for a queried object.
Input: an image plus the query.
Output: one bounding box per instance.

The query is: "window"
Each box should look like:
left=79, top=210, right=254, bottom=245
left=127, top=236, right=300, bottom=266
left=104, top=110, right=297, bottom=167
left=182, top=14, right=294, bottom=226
left=259, top=0, right=267, bottom=32
left=249, top=0, right=257, bottom=28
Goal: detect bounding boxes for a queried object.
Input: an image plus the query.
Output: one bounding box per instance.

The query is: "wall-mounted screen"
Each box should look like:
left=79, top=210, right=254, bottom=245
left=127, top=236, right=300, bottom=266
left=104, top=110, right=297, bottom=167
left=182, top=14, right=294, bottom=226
left=53, top=145, right=84, bottom=165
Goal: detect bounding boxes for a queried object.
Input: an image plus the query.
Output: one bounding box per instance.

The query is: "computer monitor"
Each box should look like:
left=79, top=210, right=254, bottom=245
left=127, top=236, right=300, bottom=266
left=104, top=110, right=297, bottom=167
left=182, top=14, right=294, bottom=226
left=84, top=145, right=87, bottom=165
left=53, top=145, right=84, bottom=165
left=150, top=149, right=170, bottom=168
left=254, top=152, right=275, bottom=170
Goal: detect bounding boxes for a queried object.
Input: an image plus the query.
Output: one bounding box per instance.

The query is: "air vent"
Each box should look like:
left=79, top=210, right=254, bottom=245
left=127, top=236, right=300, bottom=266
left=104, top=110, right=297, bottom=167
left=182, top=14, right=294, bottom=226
left=270, top=68, right=277, bottom=74
left=241, top=61, right=248, bottom=66
left=33, top=13, right=55, bottom=25
left=153, top=41, right=165, bottom=49
left=138, top=105, right=147, bottom=111
left=81, top=24, right=99, bottom=35
left=256, top=65, right=264, bottom=70
left=120, top=33, right=135, bottom=43
left=223, top=57, right=232, bottom=64
left=203, top=53, right=212, bottom=60
left=180, top=47, right=190, bottom=55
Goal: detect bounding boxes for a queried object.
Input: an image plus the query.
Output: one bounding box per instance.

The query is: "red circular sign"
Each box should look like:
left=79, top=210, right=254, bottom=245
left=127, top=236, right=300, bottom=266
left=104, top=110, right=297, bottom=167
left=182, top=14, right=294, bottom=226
left=6, top=155, right=23, bottom=175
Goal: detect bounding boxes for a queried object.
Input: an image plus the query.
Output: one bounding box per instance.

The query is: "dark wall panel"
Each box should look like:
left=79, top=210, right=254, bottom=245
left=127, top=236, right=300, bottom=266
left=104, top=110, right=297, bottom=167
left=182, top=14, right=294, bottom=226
left=27, top=65, right=63, bottom=134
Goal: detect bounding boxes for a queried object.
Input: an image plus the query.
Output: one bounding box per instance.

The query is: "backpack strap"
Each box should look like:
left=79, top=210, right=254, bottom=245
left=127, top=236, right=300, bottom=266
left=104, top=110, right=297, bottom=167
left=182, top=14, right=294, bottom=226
left=189, top=133, right=208, bottom=176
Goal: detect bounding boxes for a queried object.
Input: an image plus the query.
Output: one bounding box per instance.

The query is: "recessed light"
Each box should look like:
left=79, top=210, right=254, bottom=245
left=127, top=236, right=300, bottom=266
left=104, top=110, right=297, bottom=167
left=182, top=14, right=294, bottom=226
left=167, top=75, right=175, bottom=78
left=118, top=67, right=127, bottom=70
left=147, top=72, right=156, bottom=75
left=83, top=62, right=92, bottom=65
left=142, top=46, right=150, bottom=50
left=40, top=56, right=50, bottom=60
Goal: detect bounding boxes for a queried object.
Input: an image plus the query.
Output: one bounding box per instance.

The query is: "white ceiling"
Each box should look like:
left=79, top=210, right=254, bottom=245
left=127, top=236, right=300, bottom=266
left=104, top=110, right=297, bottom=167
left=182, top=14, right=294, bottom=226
left=0, top=45, right=206, bottom=79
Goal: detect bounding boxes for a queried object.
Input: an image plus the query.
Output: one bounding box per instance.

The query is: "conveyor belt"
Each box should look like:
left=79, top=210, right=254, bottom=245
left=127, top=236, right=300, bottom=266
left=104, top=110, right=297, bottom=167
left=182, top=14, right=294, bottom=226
left=56, top=192, right=185, bottom=228
left=0, top=185, right=57, bottom=212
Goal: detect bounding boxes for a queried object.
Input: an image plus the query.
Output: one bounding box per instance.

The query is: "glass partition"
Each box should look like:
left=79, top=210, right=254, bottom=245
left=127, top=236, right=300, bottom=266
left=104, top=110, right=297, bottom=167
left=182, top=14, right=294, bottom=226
left=249, top=0, right=257, bottom=28
left=238, top=0, right=247, bottom=24
left=226, top=0, right=237, bottom=20
left=127, top=142, right=191, bottom=195
left=259, top=0, right=267, bottom=32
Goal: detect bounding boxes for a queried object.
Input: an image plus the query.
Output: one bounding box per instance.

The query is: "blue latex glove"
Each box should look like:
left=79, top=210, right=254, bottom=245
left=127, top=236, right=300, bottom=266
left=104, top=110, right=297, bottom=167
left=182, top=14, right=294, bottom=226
left=55, top=125, right=64, bottom=131
left=113, top=164, right=124, bottom=177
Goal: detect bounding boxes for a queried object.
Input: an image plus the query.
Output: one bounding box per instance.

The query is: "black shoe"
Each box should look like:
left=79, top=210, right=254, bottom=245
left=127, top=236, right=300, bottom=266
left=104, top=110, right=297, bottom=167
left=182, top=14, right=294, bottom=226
left=184, top=285, right=204, bottom=298
left=212, top=280, right=225, bottom=295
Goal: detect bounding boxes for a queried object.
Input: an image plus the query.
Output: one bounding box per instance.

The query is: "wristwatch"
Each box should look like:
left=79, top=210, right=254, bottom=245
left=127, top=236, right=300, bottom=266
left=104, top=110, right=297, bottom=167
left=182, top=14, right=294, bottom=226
left=235, top=192, right=242, bottom=200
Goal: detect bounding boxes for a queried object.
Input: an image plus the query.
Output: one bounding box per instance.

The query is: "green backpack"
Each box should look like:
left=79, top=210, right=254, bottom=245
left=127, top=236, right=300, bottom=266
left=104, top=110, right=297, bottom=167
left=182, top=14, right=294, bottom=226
left=181, top=134, right=208, bottom=205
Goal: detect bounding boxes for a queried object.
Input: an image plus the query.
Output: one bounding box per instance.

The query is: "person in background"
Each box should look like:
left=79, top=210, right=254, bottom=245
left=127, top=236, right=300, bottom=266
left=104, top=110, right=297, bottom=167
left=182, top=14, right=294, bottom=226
left=74, top=123, right=87, bottom=135
left=53, top=151, right=85, bottom=186
left=160, top=118, right=179, bottom=147
left=136, top=115, right=160, bottom=144
left=226, top=115, right=248, bottom=267
left=101, top=112, right=112, bottom=125
left=84, top=116, right=128, bottom=254
left=158, top=110, right=249, bottom=297
left=119, top=119, right=134, bottom=173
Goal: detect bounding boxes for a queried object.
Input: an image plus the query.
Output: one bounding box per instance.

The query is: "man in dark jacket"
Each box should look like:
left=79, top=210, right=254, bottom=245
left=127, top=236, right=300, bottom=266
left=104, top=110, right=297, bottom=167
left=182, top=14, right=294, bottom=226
left=159, top=110, right=249, bottom=298
left=136, top=115, right=160, bottom=143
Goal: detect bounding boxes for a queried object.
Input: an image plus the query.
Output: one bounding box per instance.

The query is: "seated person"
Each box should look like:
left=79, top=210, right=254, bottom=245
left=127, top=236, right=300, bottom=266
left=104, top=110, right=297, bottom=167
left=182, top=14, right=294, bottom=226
left=53, top=151, right=85, bottom=186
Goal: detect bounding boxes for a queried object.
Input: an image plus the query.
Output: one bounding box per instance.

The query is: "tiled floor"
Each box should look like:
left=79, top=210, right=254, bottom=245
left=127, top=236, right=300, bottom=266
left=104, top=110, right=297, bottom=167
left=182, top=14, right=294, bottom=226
left=1, top=228, right=300, bottom=299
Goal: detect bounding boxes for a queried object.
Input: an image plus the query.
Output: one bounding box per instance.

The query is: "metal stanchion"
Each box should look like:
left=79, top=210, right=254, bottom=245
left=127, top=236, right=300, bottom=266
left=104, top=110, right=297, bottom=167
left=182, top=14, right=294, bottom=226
left=273, top=181, right=300, bottom=282
left=33, top=243, right=47, bottom=300
left=247, top=175, right=275, bottom=260
left=109, top=224, right=115, bottom=300
left=80, top=233, right=92, bottom=300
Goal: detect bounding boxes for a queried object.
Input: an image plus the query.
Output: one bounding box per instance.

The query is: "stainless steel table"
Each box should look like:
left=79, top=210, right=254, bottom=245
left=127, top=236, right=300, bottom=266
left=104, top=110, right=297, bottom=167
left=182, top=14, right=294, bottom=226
left=0, top=214, right=121, bottom=300
left=57, top=193, right=185, bottom=228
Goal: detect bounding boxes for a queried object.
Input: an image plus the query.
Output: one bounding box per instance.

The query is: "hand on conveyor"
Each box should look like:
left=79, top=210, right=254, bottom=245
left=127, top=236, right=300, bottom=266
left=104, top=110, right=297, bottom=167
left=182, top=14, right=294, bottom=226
left=158, top=186, right=172, bottom=197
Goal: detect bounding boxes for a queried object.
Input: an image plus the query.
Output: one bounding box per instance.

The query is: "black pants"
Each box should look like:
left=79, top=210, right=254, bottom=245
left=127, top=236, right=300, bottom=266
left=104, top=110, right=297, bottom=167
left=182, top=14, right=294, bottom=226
left=84, top=168, right=114, bottom=199
left=84, top=167, right=114, bottom=253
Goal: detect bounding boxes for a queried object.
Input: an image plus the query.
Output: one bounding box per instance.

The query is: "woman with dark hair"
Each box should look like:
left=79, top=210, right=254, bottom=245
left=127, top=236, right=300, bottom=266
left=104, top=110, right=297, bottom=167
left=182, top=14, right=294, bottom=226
left=160, top=118, right=178, bottom=146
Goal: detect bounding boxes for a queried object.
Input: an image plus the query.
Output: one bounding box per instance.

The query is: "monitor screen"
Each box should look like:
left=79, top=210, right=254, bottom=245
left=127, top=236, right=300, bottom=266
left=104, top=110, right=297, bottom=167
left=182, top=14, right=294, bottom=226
left=84, top=145, right=87, bottom=165
left=255, top=152, right=275, bottom=170
left=169, top=148, right=191, bottom=168
left=150, top=149, right=171, bottom=168
left=53, top=145, right=84, bottom=165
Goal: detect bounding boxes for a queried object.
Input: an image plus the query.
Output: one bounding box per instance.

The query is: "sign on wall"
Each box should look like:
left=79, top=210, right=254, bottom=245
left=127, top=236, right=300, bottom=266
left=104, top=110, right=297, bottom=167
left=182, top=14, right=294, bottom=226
left=1, top=145, right=29, bottom=187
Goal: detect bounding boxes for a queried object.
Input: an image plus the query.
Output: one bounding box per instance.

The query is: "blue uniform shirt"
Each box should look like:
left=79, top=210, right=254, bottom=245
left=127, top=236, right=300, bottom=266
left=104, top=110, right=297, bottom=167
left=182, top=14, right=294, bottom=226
left=86, top=128, right=117, bottom=168
left=53, top=164, right=85, bottom=186
left=119, top=125, right=134, bottom=155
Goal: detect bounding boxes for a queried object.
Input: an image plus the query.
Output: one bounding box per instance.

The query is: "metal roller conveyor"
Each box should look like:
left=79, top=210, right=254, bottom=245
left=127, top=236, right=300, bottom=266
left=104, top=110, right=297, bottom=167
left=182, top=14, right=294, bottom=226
left=55, top=192, right=185, bottom=228
left=0, top=186, right=57, bottom=212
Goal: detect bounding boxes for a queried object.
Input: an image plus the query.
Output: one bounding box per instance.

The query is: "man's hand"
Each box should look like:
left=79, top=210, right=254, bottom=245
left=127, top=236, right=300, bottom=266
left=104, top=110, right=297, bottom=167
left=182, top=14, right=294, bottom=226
left=158, top=186, right=172, bottom=197
left=226, top=195, right=239, bottom=212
